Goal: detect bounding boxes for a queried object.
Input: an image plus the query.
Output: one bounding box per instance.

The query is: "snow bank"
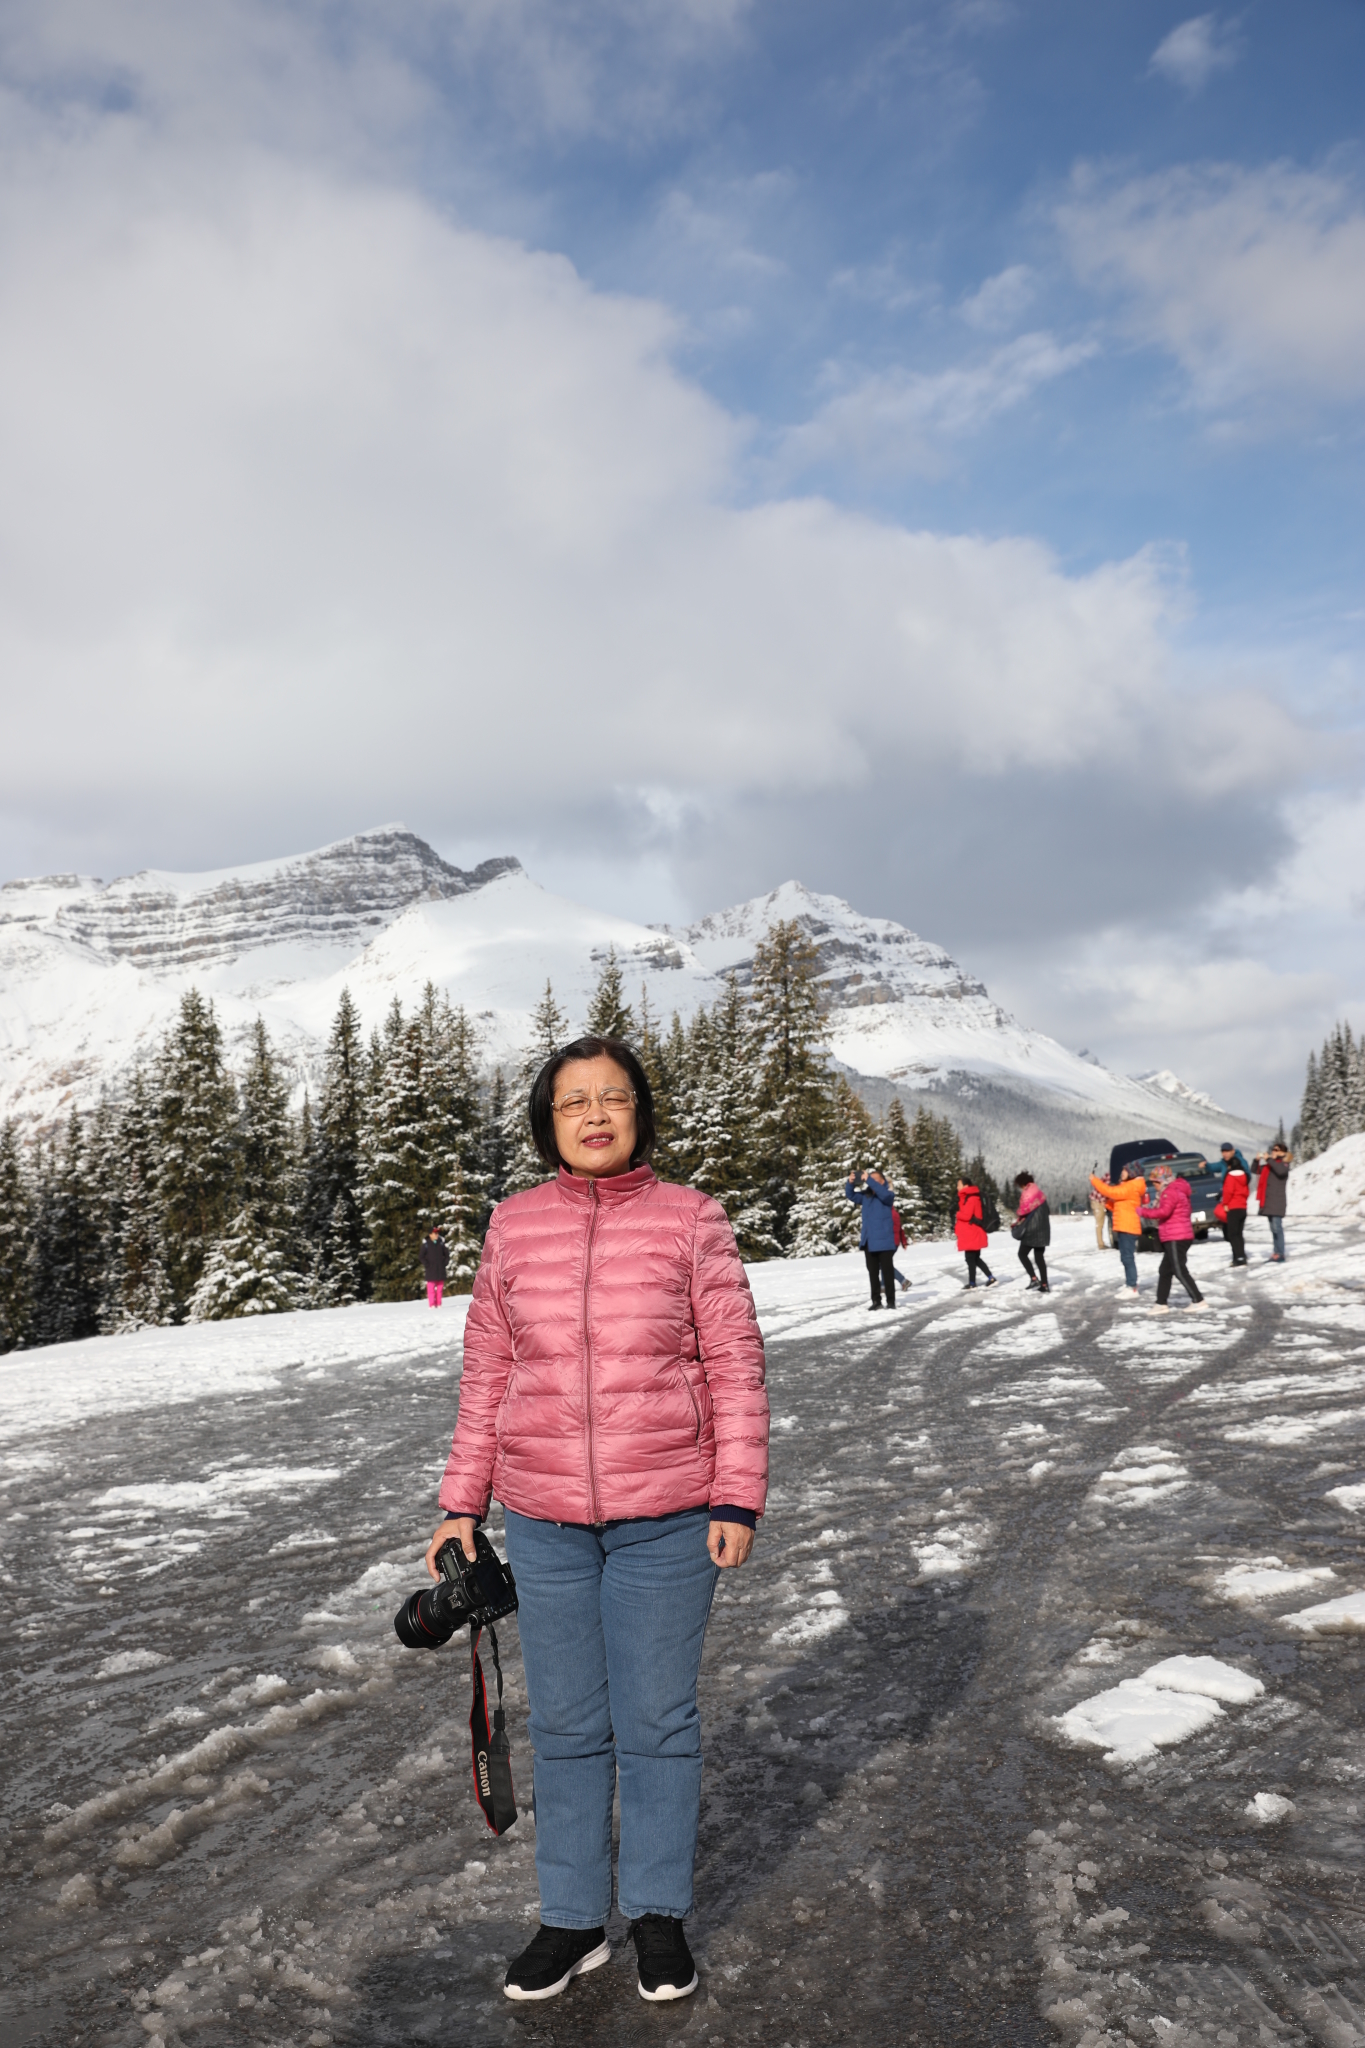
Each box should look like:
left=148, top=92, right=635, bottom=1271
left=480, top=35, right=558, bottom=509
left=1287, top=1132, right=1365, bottom=1221
left=0, top=1300, right=468, bottom=1441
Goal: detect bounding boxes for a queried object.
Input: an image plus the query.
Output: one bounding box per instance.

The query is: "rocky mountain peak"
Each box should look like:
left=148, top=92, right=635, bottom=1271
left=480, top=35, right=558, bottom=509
left=0, top=827, right=520, bottom=974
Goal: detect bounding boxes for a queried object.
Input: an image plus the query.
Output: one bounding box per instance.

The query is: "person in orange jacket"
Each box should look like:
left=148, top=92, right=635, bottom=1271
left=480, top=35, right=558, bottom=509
left=1088, top=1163, right=1147, bottom=1299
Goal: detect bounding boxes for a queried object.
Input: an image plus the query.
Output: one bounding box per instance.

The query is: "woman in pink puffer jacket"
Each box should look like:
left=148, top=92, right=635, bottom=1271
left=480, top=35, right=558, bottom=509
left=1139, top=1166, right=1207, bottom=1314
left=424, top=1035, right=769, bottom=2008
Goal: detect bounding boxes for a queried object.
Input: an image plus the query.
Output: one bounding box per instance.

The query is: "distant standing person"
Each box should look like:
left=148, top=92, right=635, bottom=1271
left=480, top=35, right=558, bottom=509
left=1011, top=1172, right=1052, bottom=1295
left=422, top=1226, right=449, bottom=1307
left=955, top=1179, right=995, bottom=1290
left=1217, top=1151, right=1250, bottom=1268
left=1088, top=1180, right=1110, bottom=1250
left=1219, top=1141, right=1251, bottom=1180
left=1140, top=1165, right=1207, bottom=1313
left=1253, top=1141, right=1291, bottom=1262
left=1088, top=1162, right=1146, bottom=1299
left=846, top=1168, right=898, bottom=1310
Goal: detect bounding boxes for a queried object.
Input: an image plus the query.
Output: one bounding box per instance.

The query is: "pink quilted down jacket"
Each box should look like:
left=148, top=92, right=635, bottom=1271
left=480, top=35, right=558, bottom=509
left=438, top=1163, right=770, bottom=1526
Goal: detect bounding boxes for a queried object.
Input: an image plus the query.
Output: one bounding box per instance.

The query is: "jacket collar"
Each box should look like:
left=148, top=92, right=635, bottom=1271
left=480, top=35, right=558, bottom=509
left=556, top=1162, right=657, bottom=1205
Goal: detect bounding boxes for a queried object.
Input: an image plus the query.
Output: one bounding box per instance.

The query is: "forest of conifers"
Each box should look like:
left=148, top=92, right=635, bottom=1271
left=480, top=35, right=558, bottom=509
left=0, top=921, right=997, bottom=1349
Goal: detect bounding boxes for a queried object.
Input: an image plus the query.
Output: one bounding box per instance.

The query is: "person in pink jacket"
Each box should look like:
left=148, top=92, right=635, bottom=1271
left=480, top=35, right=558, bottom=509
left=424, top=1034, right=769, bottom=2008
left=1139, top=1165, right=1208, bottom=1314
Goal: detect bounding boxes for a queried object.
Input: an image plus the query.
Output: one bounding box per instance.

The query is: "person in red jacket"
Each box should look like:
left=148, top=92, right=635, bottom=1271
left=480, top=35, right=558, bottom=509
left=1217, top=1149, right=1250, bottom=1268
left=424, top=1036, right=769, bottom=2008
left=955, top=1179, right=996, bottom=1289
left=1139, top=1166, right=1207, bottom=1313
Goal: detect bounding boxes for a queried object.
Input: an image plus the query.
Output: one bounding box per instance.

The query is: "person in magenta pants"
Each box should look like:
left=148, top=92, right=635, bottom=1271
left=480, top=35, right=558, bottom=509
left=421, top=1226, right=448, bottom=1306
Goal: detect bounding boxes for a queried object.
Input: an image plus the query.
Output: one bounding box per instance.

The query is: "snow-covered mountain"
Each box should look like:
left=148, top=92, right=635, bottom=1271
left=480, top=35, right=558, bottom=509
left=0, top=827, right=1270, bottom=1181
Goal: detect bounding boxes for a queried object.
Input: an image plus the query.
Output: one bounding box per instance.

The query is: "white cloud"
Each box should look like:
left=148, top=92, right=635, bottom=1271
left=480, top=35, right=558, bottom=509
left=779, top=330, right=1098, bottom=475
left=0, top=116, right=1311, bottom=894
left=959, top=263, right=1034, bottom=332
left=1060, top=160, right=1365, bottom=408
left=1149, top=15, right=1240, bottom=94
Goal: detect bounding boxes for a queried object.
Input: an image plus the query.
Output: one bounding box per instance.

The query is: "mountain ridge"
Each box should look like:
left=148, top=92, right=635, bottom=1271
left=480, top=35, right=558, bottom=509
left=0, top=828, right=1270, bottom=1183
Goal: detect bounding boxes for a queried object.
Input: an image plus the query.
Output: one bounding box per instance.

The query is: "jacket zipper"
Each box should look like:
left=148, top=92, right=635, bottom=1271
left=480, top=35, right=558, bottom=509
left=583, top=1182, right=602, bottom=1524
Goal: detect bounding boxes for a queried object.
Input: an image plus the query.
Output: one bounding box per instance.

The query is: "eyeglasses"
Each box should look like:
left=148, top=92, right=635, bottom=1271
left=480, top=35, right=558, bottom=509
left=552, top=1087, right=636, bottom=1117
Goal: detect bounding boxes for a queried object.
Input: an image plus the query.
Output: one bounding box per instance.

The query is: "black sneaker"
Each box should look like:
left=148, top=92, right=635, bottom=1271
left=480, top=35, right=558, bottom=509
left=630, top=1915, right=698, bottom=2002
left=868, top=1301, right=882, bottom=1311
left=504, top=1924, right=610, bottom=2001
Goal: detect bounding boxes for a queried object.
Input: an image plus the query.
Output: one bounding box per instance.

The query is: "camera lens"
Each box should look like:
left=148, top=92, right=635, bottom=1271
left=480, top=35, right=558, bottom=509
left=393, top=1585, right=461, bottom=1650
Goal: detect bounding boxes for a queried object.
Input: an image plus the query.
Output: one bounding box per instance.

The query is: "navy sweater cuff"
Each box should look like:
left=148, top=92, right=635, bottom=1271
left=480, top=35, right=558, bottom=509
left=709, top=1503, right=757, bottom=1529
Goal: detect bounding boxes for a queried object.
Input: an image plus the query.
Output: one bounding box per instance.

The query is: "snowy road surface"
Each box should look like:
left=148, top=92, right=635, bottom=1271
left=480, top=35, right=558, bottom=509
left=5, top=1215, right=1365, bottom=2048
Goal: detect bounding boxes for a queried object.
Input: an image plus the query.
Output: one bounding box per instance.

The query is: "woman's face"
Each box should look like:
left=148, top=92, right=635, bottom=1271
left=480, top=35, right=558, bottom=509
left=551, top=1055, right=639, bottom=1180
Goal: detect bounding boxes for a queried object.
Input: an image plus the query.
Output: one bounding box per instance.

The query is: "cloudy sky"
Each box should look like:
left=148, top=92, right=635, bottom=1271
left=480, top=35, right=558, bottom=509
left=0, top=0, right=1362, bottom=1125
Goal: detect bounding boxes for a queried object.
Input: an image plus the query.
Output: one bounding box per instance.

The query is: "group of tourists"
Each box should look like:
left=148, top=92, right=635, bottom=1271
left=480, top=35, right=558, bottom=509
left=847, top=1138, right=1293, bottom=1314
left=1088, top=1140, right=1291, bottom=1313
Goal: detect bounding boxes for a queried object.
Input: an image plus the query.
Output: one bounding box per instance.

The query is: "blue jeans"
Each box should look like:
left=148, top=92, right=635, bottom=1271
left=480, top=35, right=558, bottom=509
left=1115, top=1231, right=1138, bottom=1287
left=1268, top=1215, right=1285, bottom=1258
left=503, top=1506, right=719, bottom=1928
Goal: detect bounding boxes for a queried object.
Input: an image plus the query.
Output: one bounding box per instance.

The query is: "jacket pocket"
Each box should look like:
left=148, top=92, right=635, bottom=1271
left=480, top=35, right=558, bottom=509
left=676, top=1370, right=703, bottom=1445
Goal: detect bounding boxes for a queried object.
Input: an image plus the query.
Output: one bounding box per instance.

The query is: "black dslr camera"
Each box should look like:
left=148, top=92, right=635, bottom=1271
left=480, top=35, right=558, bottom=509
left=394, top=1531, right=518, bottom=1650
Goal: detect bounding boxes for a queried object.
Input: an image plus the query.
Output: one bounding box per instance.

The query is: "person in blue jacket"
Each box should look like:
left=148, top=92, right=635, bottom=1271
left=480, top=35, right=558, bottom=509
left=1218, top=1141, right=1250, bottom=1180
left=846, top=1167, right=899, bottom=1310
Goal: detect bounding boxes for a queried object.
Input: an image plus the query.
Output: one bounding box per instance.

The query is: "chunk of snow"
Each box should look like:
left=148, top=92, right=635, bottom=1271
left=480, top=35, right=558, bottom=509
left=1326, top=1484, right=1365, bottom=1512
left=1216, top=1560, right=1338, bottom=1604
left=1246, top=1792, right=1295, bottom=1824
left=1139, top=1655, right=1264, bottom=1704
left=1282, top=1590, right=1365, bottom=1635
left=96, top=1648, right=169, bottom=1678
left=1056, top=1682, right=1223, bottom=1762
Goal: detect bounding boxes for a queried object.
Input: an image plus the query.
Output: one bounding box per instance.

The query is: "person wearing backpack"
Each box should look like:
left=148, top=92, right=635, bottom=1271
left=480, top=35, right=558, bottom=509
left=955, top=1179, right=996, bottom=1289
left=1088, top=1163, right=1146, bottom=1299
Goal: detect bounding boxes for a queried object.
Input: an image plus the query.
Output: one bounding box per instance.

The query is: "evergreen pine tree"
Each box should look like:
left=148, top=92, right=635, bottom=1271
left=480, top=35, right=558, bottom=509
left=362, top=998, right=432, bottom=1300
left=27, top=1114, right=101, bottom=1346
left=787, top=1078, right=880, bottom=1256
left=480, top=1070, right=510, bottom=1222
left=749, top=920, right=833, bottom=1247
left=502, top=981, right=571, bottom=1197
left=905, top=1105, right=964, bottom=1233
left=673, top=978, right=777, bottom=1259
left=0, top=1119, right=33, bottom=1351
left=881, top=1097, right=929, bottom=1239
left=585, top=947, right=635, bottom=1040
left=635, top=985, right=676, bottom=1175
left=104, top=1073, right=172, bottom=1331
left=156, top=989, right=238, bottom=1315
left=192, top=1017, right=302, bottom=1321
left=1298, top=1050, right=1322, bottom=1159
left=418, top=984, right=486, bottom=1291
left=306, top=988, right=368, bottom=1301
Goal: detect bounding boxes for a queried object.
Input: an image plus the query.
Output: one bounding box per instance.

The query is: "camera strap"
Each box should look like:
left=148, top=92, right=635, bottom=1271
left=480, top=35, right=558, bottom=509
left=469, top=1624, right=517, bottom=1836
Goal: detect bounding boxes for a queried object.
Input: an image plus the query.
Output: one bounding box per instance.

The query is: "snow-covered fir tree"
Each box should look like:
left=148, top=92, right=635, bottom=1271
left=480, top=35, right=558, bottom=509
left=103, top=1072, right=172, bottom=1331
left=673, top=977, right=778, bottom=1259
left=879, top=1099, right=928, bottom=1239
left=0, top=1119, right=32, bottom=1351
left=155, top=989, right=238, bottom=1315
left=787, top=1079, right=880, bottom=1256
left=1297, top=1021, right=1363, bottom=1160
left=585, top=946, right=635, bottom=1040
left=192, top=1016, right=304, bottom=1321
left=304, top=988, right=367, bottom=1301
left=750, top=919, right=833, bottom=1242
left=189, top=1209, right=302, bottom=1321
left=26, top=1114, right=101, bottom=1346
left=480, top=1069, right=510, bottom=1221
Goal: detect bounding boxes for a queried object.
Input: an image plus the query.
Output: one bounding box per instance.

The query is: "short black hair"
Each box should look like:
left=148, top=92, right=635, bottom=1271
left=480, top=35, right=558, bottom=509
left=1013, top=1170, right=1035, bottom=1189
left=528, top=1035, right=657, bottom=1171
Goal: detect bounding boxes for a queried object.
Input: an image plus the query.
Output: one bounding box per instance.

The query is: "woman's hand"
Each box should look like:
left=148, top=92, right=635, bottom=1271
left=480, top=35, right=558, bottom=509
left=426, top=1518, right=478, bottom=1578
left=708, top=1520, right=754, bottom=1569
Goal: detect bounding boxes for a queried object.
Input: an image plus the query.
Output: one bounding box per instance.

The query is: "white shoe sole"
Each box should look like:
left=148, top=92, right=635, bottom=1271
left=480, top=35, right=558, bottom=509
left=639, top=1969, right=699, bottom=2002
left=504, top=1937, right=611, bottom=2001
